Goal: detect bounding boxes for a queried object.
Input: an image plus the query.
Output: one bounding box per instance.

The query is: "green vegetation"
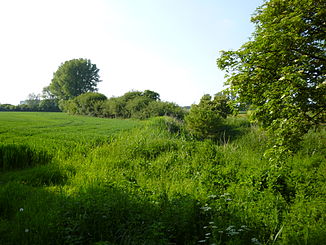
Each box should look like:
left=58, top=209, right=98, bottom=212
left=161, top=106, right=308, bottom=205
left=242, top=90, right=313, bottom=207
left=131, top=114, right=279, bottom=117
left=0, top=112, right=325, bottom=244
left=217, top=0, right=326, bottom=157
left=48, top=58, right=101, bottom=100
left=60, top=90, right=186, bottom=120
left=185, top=93, right=233, bottom=140
left=0, top=2, right=325, bottom=244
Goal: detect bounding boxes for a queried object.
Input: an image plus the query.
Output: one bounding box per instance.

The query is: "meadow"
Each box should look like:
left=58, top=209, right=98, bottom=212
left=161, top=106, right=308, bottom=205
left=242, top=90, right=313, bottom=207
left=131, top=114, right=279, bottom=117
left=0, top=112, right=325, bottom=244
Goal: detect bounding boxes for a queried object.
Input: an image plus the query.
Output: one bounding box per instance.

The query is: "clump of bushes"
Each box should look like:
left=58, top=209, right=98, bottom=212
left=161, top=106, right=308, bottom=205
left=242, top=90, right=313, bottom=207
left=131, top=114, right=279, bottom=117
left=59, top=92, right=107, bottom=116
left=60, top=90, right=186, bottom=120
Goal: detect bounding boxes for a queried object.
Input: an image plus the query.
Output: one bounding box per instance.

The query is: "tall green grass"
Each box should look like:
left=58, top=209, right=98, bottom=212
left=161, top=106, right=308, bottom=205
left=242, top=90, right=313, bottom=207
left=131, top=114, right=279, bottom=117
left=0, top=112, right=325, bottom=244
left=0, top=144, right=51, bottom=171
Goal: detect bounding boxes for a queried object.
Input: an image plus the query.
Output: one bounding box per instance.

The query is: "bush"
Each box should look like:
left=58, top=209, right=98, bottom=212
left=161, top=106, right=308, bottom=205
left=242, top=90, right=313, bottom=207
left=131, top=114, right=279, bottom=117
left=145, top=101, right=186, bottom=120
left=38, top=99, right=60, bottom=112
left=185, top=95, right=224, bottom=140
left=101, top=97, right=127, bottom=118
left=60, top=92, right=107, bottom=116
left=94, top=90, right=186, bottom=120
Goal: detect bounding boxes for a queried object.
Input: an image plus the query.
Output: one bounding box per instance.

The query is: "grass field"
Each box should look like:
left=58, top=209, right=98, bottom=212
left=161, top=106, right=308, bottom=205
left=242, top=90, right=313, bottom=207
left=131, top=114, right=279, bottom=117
left=0, top=112, right=325, bottom=244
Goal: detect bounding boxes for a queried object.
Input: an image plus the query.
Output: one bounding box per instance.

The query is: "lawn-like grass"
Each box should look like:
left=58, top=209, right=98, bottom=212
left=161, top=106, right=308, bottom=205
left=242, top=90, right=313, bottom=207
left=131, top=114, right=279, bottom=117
left=0, top=112, right=325, bottom=244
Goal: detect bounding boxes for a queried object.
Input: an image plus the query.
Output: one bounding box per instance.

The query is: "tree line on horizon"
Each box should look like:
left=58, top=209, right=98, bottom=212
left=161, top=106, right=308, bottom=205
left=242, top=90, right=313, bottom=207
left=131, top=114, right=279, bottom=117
left=0, top=57, right=234, bottom=124
left=0, top=58, right=189, bottom=115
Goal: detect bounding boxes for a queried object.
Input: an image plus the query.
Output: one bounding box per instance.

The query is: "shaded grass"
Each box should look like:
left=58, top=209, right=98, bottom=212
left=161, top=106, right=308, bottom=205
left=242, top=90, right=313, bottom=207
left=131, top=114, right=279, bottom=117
left=0, top=144, right=52, bottom=171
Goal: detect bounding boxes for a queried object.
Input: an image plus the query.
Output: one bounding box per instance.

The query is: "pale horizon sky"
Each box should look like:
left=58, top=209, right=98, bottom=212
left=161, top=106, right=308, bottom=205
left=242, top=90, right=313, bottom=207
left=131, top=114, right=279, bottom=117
left=0, top=0, right=264, bottom=106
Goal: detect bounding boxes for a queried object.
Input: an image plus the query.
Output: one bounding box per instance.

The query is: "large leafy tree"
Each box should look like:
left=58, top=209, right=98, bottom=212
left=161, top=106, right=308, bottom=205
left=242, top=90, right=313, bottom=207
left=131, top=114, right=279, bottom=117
left=217, top=0, right=325, bottom=157
left=49, top=58, right=101, bottom=100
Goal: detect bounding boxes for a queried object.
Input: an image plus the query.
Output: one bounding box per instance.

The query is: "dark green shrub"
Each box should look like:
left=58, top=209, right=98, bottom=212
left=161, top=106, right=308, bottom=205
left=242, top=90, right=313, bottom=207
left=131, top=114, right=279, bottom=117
left=101, top=97, right=127, bottom=118
left=38, top=99, right=60, bottom=112
left=60, top=92, right=107, bottom=116
left=185, top=95, right=223, bottom=140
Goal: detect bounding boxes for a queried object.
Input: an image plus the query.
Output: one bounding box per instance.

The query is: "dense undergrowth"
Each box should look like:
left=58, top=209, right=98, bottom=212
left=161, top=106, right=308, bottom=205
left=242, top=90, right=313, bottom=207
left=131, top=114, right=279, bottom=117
left=0, top=112, right=325, bottom=244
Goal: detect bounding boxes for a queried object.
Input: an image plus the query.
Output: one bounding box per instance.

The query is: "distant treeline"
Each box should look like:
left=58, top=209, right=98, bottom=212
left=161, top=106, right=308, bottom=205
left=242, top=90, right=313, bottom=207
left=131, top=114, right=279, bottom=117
left=0, top=99, right=60, bottom=112
left=0, top=90, right=186, bottom=119
left=59, top=90, right=186, bottom=120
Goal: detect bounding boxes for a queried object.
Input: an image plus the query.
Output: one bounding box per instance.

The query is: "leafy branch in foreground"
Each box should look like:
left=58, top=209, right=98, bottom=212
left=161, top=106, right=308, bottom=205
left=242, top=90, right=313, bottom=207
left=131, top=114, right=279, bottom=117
left=217, top=0, right=326, bottom=159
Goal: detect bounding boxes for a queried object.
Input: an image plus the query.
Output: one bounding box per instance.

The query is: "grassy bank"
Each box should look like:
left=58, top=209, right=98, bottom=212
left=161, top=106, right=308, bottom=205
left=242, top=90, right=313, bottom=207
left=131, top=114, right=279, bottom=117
left=0, top=112, right=325, bottom=244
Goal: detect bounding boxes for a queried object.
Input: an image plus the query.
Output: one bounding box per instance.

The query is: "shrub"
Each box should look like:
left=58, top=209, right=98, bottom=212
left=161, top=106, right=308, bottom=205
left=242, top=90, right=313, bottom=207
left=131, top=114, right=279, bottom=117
left=60, top=92, right=107, bottom=116
left=185, top=95, right=224, bottom=140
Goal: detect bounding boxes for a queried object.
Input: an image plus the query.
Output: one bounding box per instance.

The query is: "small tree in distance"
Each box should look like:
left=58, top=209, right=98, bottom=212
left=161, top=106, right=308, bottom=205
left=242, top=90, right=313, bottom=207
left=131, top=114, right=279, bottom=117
left=185, top=94, right=233, bottom=140
left=49, top=58, right=101, bottom=100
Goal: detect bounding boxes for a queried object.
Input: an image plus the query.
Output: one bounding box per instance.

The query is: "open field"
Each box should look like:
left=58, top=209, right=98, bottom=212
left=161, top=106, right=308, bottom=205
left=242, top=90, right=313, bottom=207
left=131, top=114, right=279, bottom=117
left=0, top=112, right=325, bottom=244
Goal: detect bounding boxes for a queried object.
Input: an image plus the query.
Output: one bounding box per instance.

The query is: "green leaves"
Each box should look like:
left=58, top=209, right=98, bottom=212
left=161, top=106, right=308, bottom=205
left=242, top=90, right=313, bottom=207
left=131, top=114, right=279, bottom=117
left=185, top=94, right=233, bottom=140
left=49, top=58, right=101, bottom=100
left=217, top=0, right=326, bottom=158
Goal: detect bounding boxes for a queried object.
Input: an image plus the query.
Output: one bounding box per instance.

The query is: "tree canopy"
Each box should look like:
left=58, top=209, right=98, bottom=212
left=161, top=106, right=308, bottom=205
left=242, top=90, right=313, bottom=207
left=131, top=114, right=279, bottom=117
left=217, top=0, right=326, bottom=157
left=49, top=58, right=101, bottom=100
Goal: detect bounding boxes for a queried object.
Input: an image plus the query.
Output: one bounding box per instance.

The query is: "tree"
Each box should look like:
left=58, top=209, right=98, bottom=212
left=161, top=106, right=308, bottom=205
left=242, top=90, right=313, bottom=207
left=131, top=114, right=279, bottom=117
left=38, top=99, right=60, bottom=112
left=213, top=91, right=234, bottom=118
left=25, top=93, right=41, bottom=110
left=49, top=58, right=101, bottom=100
left=42, top=86, right=56, bottom=100
left=217, top=0, right=325, bottom=157
left=185, top=95, right=223, bottom=140
left=143, top=90, right=160, bottom=101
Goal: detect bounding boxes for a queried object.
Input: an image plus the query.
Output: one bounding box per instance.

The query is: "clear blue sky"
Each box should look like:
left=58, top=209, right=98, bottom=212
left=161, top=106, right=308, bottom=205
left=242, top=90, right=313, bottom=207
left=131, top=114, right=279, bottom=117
left=0, top=0, right=264, bottom=106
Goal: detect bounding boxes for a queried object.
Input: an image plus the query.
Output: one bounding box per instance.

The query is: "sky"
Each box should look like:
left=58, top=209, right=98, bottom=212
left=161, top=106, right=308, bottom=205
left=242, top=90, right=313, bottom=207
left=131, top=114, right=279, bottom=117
left=0, top=0, right=264, bottom=106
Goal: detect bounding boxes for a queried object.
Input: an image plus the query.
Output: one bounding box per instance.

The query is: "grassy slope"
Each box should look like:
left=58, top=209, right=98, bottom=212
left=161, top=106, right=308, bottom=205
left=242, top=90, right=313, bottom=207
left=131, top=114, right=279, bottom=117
left=0, top=112, right=325, bottom=244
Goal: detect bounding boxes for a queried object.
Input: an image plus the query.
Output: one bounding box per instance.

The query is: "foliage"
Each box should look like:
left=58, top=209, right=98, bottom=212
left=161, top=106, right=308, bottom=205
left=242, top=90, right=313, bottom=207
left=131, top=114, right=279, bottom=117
left=145, top=101, right=186, bottom=120
left=0, top=112, right=325, bottom=244
left=213, top=91, right=234, bottom=118
left=185, top=94, right=232, bottom=139
left=0, top=112, right=326, bottom=245
left=49, top=58, right=101, bottom=100
left=63, top=90, right=187, bottom=120
left=125, top=95, right=153, bottom=118
left=217, top=0, right=326, bottom=157
left=101, top=97, right=127, bottom=118
left=143, top=89, right=160, bottom=101
left=59, top=92, right=107, bottom=116
left=0, top=99, right=60, bottom=112
left=25, top=93, right=41, bottom=111
left=38, top=99, right=60, bottom=112
left=0, top=104, right=18, bottom=111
